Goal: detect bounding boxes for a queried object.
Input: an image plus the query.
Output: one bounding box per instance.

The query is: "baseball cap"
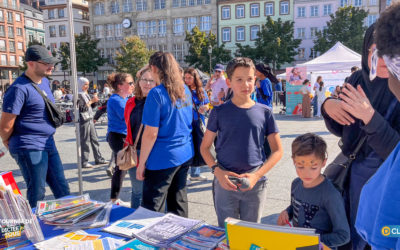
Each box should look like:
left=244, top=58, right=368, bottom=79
left=25, top=45, right=60, bottom=64
left=214, top=64, right=224, bottom=72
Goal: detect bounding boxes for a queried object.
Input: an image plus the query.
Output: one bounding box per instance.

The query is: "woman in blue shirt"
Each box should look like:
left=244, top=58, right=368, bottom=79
left=255, top=63, right=279, bottom=108
left=184, top=68, right=209, bottom=182
left=106, top=72, right=134, bottom=206
left=136, top=52, right=194, bottom=217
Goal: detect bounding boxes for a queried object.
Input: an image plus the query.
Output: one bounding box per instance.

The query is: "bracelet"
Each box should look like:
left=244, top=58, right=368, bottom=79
left=211, top=164, right=220, bottom=174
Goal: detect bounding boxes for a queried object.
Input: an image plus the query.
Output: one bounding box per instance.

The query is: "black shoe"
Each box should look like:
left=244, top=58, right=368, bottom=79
left=95, top=159, right=109, bottom=165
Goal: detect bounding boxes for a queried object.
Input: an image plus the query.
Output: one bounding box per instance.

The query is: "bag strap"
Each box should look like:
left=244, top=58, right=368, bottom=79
left=349, top=136, right=367, bottom=161
left=132, top=124, right=144, bottom=148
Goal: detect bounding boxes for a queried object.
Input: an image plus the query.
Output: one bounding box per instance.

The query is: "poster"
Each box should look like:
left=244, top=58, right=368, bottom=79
left=286, top=67, right=307, bottom=85
left=310, top=71, right=350, bottom=94
left=285, top=84, right=303, bottom=116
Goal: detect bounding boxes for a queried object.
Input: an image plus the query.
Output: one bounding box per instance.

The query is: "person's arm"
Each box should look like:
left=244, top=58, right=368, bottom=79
left=0, top=112, right=17, bottom=148
left=321, top=99, right=353, bottom=136
left=136, top=125, right=158, bottom=181
left=205, top=75, right=214, bottom=91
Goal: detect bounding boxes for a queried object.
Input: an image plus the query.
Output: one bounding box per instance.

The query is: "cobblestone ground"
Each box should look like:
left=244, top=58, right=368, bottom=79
left=1, top=108, right=340, bottom=226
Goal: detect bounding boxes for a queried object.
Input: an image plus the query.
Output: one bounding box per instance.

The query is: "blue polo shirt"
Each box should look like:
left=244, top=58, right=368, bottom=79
left=2, top=74, right=56, bottom=153
left=107, top=93, right=128, bottom=135
left=142, top=84, right=194, bottom=170
left=256, top=78, right=273, bottom=108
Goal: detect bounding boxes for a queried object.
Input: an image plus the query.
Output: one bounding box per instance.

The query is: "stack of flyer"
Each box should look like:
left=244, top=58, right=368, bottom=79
left=0, top=171, right=44, bottom=249
left=170, top=224, right=226, bottom=249
left=36, top=194, right=112, bottom=229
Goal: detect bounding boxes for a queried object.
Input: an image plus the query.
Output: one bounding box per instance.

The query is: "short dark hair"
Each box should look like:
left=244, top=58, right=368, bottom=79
left=292, top=133, right=327, bottom=160
left=351, top=66, right=359, bottom=72
left=375, top=2, right=400, bottom=58
left=225, top=57, right=255, bottom=80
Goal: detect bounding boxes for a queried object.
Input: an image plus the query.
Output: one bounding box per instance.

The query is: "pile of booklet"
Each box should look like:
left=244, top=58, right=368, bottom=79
left=36, top=194, right=112, bottom=230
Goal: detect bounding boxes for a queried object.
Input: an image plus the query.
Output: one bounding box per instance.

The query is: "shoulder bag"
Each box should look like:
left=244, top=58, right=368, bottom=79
left=117, top=124, right=143, bottom=171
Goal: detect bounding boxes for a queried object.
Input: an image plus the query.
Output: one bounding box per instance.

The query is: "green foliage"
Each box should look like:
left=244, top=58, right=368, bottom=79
left=185, top=26, right=232, bottom=73
left=235, top=17, right=300, bottom=70
left=114, top=36, right=153, bottom=77
left=313, top=6, right=368, bottom=54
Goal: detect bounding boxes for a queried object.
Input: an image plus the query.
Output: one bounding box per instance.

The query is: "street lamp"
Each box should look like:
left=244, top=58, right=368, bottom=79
left=208, top=45, right=212, bottom=76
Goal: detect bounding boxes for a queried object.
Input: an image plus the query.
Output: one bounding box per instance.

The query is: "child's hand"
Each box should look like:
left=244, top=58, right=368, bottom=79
left=277, top=210, right=289, bottom=226
left=214, top=167, right=240, bottom=191
left=237, top=173, right=260, bottom=191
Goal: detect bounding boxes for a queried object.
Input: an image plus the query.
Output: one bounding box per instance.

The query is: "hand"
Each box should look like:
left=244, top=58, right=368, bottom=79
left=91, top=95, right=99, bottom=103
left=136, top=163, right=145, bottom=181
left=237, top=172, right=261, bottom=191
left=214, top=167, right=241, bottom=191
left=198, top=105, right=207, bottom=114
left=277, top=210, right=289, bottom=226
left=323, top=99, right=355, bottom=125
left=339, top=84, right=375, bottom=125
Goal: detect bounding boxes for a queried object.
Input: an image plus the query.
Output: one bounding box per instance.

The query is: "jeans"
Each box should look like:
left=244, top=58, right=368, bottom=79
left=10, top=148, right=70, bottom=208
left=127, top=151, right=143, bottom=209
left=312, top=95, right=318, bottom=116
left=190, top=166, right=201, bottom=177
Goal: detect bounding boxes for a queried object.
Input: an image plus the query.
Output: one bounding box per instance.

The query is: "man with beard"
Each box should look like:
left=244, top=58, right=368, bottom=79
left=0, top=45, right=70, bottom=208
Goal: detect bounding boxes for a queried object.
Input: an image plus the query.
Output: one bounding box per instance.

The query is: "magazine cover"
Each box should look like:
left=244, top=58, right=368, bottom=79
left=36, top=194, right=90, bottom=216
left=180, top=224, right=225, bottom=248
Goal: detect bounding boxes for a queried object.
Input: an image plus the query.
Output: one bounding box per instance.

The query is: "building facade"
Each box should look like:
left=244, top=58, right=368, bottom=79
left=218, top=0, right=294, bottom=55
left=88, top=0, right=217, bottom=83
left=42, top=0, right=90, bottom=87
left=0, top=0, right=26, bottom=91
left=21, top=3, right=45, bottom=45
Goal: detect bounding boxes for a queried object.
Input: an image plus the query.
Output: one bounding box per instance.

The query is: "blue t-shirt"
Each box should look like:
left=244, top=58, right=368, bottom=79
left=2, top=74, right=56, bottom=153
left=256, top=78, right=273, bottom=108
left=207, top=101, right=279, bottom=174
left=107, top=93, right=128, bottom=135
left=142, top=84, right=194, bottom=170
left=275, top=82, right=282, bottom=91
left=191, top=89, right=209, bottom=123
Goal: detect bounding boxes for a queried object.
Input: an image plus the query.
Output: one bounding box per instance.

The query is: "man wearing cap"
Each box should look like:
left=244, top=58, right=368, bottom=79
left=0, top=45, right=70, bottom=208
left=206, top=64, right=228, bottom=106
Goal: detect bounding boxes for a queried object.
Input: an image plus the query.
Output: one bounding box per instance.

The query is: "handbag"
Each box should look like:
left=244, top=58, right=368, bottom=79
left=117, top=124, right=143, bottom=171
left=324, top=136, right=367, bottom=193
left=30, top=82, right=64, bottom=128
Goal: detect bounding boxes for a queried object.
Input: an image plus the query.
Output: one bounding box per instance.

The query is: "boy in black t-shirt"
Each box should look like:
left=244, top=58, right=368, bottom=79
left=200, top=57, right=283, bottom=227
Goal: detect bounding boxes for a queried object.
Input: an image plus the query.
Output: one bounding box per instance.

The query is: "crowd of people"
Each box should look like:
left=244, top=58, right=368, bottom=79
left=0, top=3, right=399, bottom=249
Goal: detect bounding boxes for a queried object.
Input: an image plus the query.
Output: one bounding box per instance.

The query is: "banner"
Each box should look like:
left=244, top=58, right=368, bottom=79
left=286, top=67, right=307, bottom=85
left=285, top=84, right=303, bottom=116
left=310, top=71, right=350, bottom=94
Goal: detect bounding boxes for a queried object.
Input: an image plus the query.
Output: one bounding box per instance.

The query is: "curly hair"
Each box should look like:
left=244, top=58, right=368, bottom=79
left=107, top=72, right=132, bottom=92
left=183, top=68, right=206, bottom=102
left=375, top=2, right=400, bottom=58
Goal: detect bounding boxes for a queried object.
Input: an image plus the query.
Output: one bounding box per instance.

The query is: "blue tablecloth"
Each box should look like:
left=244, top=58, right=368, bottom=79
left=21, top=204, right=134, bottom=249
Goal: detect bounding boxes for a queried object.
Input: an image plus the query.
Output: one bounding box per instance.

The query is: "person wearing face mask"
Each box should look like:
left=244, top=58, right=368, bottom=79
left=355, top=3, right=400, bottom=249
left=321, top=24, right=400, bottom=250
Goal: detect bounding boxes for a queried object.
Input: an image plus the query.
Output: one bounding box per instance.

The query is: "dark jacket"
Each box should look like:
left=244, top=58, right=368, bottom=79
left=129, top=98, right=146, bottom=150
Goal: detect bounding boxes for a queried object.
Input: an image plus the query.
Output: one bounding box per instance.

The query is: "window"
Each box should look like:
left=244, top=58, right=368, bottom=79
left=95, top=25, right=103, bottom=38
left=2, top=0, right=7, bottom=7
left=367, top=14, right=377, bottom=26
left=49, top=26, right=57, bottom=37
left=159, top=44, right=166, bottom=52
left=0, top=26, right=4, bottom=37
left=236, top=26, right=245, bottom=41
left=354, top=0, right=362, bottom=6
left=297, top=7, right=305, bottom=17
left=58, top=8, right=64, bottom=18
left=37, top=22, right=43, bottom=29
left=172, top=0, right=179, bottom=7
left=9, top=41, right=14, bottom=52
left=7, top=26, right=13, bottom=38
left=59, top=25, right=66, bottom=37
left=11, top=0, right=16, bottom=8
left=370, top=0, right=377, bottom=5
left=204, top=0, right=210, bottom=4
left=106, top=24, right=113, bottom=38
left=94, top=3, right=105, bottom=15
left=28, top=33, right=34, bottom=42
left=137, top=21, right=146, bottom=36
left=200, top=16, right=211, bottom=31
left=340, top=0, right=349, bottom=7
left=221, top=6, right=230, bottom=19
left=148, top=20, right=156, bottom=36
left=265, top=2, right=274, bottom=16
left=222, top=28, right=230, bottom=42
left=83, top=26, right=90, bottom=35
left=196, top=0, right=202, bottom=5
left=187, top=17, right=197, bottom=31
left=297, top=27, right=305, bottom=38
left=0, top=11, right=3, bottom=22
left=158, top=19, right=166, bottom=36
left=16, top=27, right=22, bottom=36
left=154, top=0, right=165, bottom=9
left=110, top=1, right=119, bottom=13
left=17, top=42, right=22, bottom=50
left=48, top=9, right=55, bottom=19
left=280, top=1, right=289, bottom=15
left=19, top=56, right=23, bottom=66
left=136, top=0, right=147, bottom=11
left=310, top=6, right=318, bottom=17
left=188, top=0, right=194, bottom=6
left=115, top=23, right=122, bottom=38
left=236, top=5, right=244, bottom=18
left=310, top=48, right=317, bottom=58
left=15, top=13, right=20, bottom=21
left=250, top=4, right=259, bottom=17
left=123, top=0, right=133, bottom=12
left=26, top=20, right=33, bottom=27
left=173, top=18, right=184, bottom=35
left=323, top=4, right=332, bottom=16
left=9, top=55, right=15, bottom=65
left=0, top=55, right=6, bottom=65
left=0, top=40, right=5, bottom=51
left=310, top=27, right=318, bottom=38
left=173, top=44, right=184, bottom=63
left=298, top=48, right=305, bottom=59
left=7, top=12, right=12, bottom=22
left=250, top=25, right=259, bottom=40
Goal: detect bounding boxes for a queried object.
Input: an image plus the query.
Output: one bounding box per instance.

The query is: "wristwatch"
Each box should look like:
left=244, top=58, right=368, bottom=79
left=211, top=164, right=220, bottom=174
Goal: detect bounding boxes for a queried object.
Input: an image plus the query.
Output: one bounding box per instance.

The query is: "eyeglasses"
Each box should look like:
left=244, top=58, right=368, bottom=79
left=128, top=82, right=134, bottom=86
left=140, top=78, right=154, bottom=85
left=37, top=61, right=54, bottom=67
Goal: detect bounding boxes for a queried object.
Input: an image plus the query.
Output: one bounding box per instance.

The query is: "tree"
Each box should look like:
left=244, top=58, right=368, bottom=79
left=235, top=17, right=301, bottom=70
left=313, top=6, right=368, bottom=54
left=114, top=36, right=153, bottom=77
left=185, top=26, right=232, bottom=73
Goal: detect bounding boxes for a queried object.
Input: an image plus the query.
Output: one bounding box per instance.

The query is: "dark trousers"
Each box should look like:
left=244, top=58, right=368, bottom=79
left=107, top=132, right=127, bottom=200
left=142, top=159, right=192, bottom=217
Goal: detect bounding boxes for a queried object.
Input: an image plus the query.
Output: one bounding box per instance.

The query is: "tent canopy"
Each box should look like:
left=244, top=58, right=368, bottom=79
left=296, top=42, right=361, bottom=72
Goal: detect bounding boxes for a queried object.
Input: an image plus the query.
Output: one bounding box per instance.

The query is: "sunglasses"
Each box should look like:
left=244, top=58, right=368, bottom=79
left=37, top=61, right=54, bottom=67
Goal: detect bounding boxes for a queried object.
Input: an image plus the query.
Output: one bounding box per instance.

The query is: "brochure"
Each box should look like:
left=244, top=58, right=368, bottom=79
left=116, top=238, right=159, bottom=250
left=179, top=224, right=225, bottom=248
